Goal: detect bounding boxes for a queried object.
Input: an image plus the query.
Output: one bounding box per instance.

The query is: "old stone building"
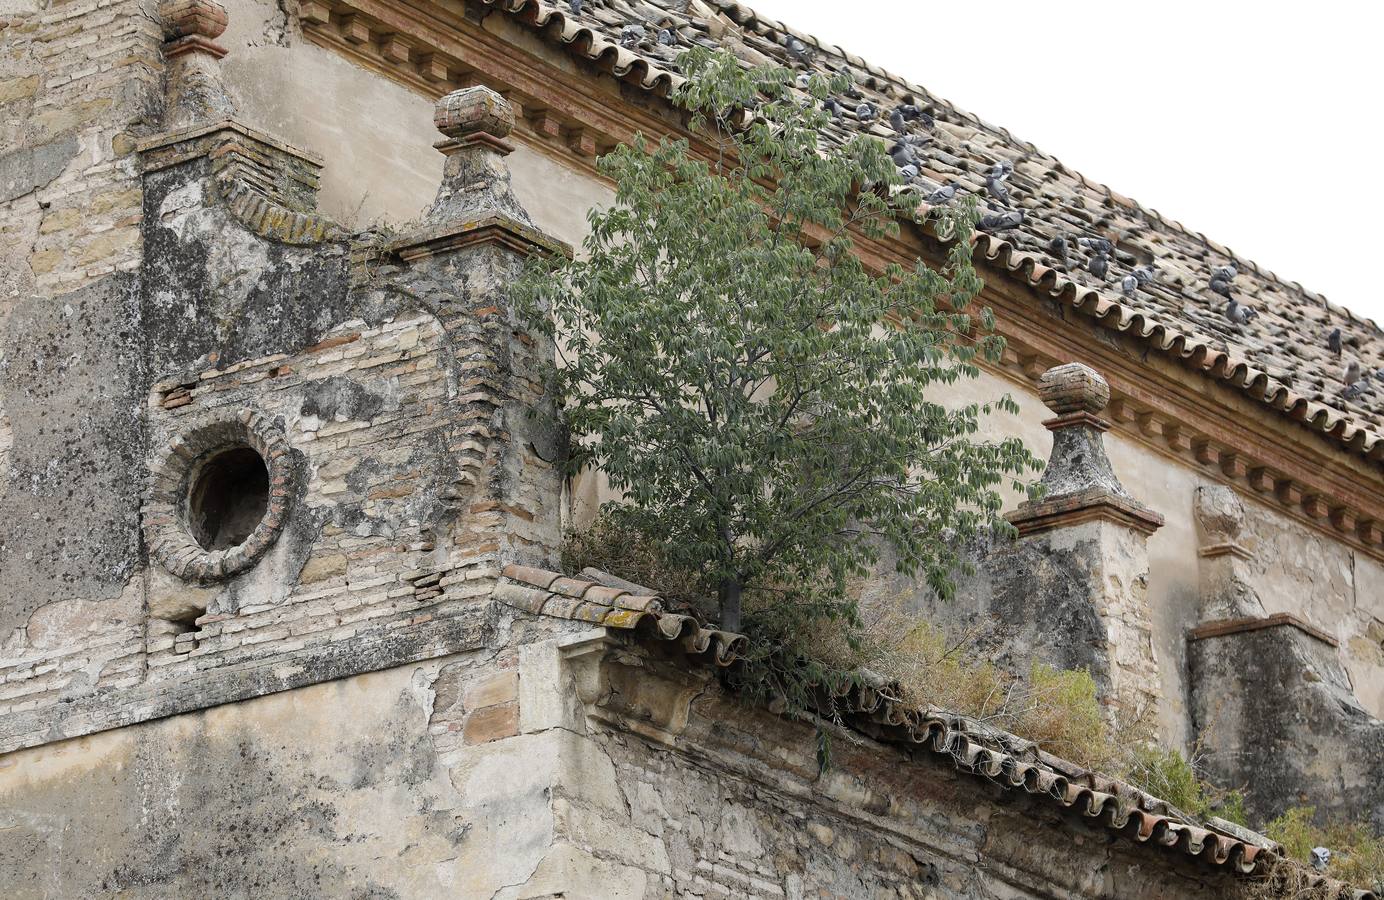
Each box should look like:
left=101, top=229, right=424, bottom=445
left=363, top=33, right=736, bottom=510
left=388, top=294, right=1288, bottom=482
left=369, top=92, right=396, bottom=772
left=1, top=0, right=1381, bottom=896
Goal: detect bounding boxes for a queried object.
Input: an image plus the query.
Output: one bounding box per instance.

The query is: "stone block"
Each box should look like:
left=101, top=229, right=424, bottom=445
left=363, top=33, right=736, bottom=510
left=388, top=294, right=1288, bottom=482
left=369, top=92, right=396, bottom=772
left=463, top=700, right=519, bottom=744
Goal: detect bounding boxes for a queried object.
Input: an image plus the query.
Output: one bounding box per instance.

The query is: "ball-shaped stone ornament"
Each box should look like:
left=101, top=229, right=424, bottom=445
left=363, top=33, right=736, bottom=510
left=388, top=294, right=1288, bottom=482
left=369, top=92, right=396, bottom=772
left=1037, top=362, right=1110, bottom=415
left=158, top=0, right=229, bottom=40
left=434, top=87, right=515, bottom=141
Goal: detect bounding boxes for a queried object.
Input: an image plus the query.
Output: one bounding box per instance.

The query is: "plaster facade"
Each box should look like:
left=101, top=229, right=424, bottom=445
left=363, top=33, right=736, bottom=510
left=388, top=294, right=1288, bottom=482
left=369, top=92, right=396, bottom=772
left=1, top=0, right=1382, bottom=896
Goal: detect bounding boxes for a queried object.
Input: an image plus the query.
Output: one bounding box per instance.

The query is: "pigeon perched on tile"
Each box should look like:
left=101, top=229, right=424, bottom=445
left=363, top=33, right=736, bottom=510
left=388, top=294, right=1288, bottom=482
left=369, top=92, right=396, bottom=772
left=1209, top=264, right=1238, bottom=299
left=1343, top=381, right=1370, bottom=401
left=620, top=25, right=645, bottom=48
left=1088, top=251, right=1109, bottom=280
left=889, top=140, right=920, bottom=169
left=985, top=174, right=1010, bottom=206
left=924, top=181, right=961, bottom=204
left=1076, top=236, right=1112, bottom=256
left=1311, top=848, right=1331, bottom=872
left=888, top=104, right=931, bottom=133
left=1047, top=235, right=1069, bottom=266
left=977, top=209, right=1024, bottom=232
left=1121, top=274, right=1139, bottom=297
left=899, top=163, right=919, bottom=181
left=1328, top=327, right=1343, bottom=357
left=1344, top=360, right=1363, bottom=385
left=657, top=28, right=676, bottom=45
left=795, top=73, right=811, bottom=90
left=568, top=0, right=582, bottom=15
left=1132, top=265, right=1156, bottom=286
left=1224, top=298, right=1257, bottom=325
left=786, top=37, right=811, bottom=63
left=823, top=98, right=845, bottom=120
left=856, top=102, right=877, bottom=122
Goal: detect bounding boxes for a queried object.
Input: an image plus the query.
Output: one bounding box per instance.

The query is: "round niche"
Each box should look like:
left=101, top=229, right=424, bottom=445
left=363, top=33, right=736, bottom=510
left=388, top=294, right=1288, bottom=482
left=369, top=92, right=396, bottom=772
left=146, top=409, right=294, bottom=583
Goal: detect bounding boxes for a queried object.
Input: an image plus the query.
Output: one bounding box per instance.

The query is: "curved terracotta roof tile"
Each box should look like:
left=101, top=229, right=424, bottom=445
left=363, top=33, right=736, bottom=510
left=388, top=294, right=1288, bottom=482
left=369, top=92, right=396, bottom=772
left=492, top=562, right=1377, bottom=896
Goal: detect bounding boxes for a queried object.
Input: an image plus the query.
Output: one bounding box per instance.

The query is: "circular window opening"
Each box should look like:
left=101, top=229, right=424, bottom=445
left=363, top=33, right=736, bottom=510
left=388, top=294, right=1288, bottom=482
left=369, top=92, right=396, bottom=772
left=187, top=446, right=270, bottom=551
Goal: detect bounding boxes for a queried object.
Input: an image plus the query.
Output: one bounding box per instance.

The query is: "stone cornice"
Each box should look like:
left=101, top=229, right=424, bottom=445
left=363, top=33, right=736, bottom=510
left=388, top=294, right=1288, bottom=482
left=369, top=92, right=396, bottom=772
left=297, top=0, right=1384, bottom=562
left=1007, top=488, right=1165, bottom=538
left=390, top=212, right=572, bottom=262
left=1188, top=613, right=1339, bottom=649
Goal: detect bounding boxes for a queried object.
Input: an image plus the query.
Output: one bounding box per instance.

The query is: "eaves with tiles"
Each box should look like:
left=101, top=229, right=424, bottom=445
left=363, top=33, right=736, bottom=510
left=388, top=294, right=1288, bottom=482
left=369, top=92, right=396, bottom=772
left=299, top=0, right=1384, bottom=557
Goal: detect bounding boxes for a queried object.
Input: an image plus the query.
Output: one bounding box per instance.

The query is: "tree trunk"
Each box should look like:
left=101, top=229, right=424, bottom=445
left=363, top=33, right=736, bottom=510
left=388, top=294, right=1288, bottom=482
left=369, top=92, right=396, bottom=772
left=719, top=576, right=743, bottom=634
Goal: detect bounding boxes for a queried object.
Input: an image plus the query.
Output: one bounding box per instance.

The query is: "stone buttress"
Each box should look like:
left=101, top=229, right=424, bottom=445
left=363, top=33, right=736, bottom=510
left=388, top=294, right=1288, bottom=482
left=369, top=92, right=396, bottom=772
left=1189, top=485, right=1384, bottom=831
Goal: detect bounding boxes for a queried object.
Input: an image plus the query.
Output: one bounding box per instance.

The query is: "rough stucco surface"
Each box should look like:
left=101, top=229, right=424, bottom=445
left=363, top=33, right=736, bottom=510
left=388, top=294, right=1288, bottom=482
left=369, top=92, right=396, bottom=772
left=2, top=0, right=1383, bottom=894
left=0, top=633, right=1250, bottom=899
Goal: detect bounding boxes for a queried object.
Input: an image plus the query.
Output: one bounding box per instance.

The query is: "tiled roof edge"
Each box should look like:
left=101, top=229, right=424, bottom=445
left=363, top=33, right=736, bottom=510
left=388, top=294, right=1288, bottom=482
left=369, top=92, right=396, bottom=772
left=706, top=1, right=1378, bottom=331
left=491, top=565, right=1377, bottom=896
left=477, top=0, right=1384, bottom=466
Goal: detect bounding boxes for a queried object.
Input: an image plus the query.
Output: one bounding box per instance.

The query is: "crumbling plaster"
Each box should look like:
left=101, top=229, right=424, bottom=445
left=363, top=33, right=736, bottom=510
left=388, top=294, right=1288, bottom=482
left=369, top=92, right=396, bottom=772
left=7, top=0, right=1370, bottom=743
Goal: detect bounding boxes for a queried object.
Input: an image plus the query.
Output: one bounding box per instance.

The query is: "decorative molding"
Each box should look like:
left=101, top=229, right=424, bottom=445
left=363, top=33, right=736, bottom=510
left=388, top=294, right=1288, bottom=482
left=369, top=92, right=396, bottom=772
left=1008, top=490, right=1165, bottom=538
left=391, top=213, right=570, bottom=262
left=1188, top=614, right=1339, bottom=649
left=297, top=0, right=1384, bottom=561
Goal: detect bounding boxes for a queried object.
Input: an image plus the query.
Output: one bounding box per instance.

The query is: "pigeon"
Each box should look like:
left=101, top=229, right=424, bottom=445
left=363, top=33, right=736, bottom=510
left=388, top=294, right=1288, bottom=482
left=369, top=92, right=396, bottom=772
left=620, top=25, right=645, bottom=48
left=568, top=0, right=582, bottom=14
left=1344, top=360, right=1363, bottom=385
left=657, top=28, right=676, bottom=46
left=795, top=73, right=812, bottom=90
left=1088, top=251, right=1109, bottom=280
left=823, top=98, right=845, bottom=120
left=1076, top=236, right=1112, bottom=256
left=1344, top=381, right=1370, bottom=401
left=1047, top=235, right=1069, bottom=265
left=985, top=174, right=1010, bottom=206
left=1311, top=848, right=1331, bottom=872
left=889, top=140, right=920, bottom=169
left=899, top=163, right=919, bottom=181
left=925, top=181, right=961, bottom=204
left=786, top=37, right=811, bottom=63
left=1209, top=264, right=1237, bottom=299
left=889, top=104, right=930, bottom=132
left=977, top=209, right=1024, bottom=232
left=1224, top=298, right=1257, bottom=325
left=1132, top=265, right=1156, bottom=286
left=987, top=160, right=1014, bottom=181
left=1328, top=327, right=1343, bottom=357
left=1121, top=274, right=1139, bottom=297
left=856, top=102, right=877, bottom=122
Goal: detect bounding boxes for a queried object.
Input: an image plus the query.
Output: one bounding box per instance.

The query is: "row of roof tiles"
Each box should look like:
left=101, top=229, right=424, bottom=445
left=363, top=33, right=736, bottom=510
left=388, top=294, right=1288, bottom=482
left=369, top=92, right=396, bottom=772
left=494, top=564, right=1376, bottom=898
left=480, top=0, right=1384, bottom=464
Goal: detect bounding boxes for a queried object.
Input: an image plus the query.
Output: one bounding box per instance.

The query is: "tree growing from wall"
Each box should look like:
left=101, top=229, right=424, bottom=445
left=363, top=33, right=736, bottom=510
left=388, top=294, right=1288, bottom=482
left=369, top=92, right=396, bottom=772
left=518, top=49, right=1038, bottom=648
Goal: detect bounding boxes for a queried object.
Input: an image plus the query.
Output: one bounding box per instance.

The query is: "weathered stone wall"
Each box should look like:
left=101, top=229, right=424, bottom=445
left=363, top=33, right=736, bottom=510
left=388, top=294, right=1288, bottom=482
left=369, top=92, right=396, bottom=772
left=0, top=1, right=1381, bottom=891
left=0, top=628, right=1251, bottom=899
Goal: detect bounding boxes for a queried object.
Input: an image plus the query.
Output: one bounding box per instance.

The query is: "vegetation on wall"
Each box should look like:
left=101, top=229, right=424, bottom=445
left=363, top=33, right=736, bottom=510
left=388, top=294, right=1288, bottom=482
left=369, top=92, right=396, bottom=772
left=529, top=49, right=1384, bottom=897
left=519, top=47, right=1037, bottom=668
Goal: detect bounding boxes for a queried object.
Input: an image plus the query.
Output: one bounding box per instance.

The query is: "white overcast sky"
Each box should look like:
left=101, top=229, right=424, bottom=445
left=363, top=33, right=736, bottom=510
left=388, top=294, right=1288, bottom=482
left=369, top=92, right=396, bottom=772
left=743, top=0, right=1384, bottom=324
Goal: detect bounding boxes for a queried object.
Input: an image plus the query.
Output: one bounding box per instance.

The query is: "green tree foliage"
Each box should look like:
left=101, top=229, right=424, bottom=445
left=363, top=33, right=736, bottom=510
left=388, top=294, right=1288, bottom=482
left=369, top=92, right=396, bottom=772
left=517, top=49, right=1039, bottom=637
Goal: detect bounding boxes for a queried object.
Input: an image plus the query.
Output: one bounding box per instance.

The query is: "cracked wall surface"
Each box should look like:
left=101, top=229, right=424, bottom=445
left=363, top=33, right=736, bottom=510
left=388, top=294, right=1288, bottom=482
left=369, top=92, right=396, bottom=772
left=1, top=0, right=1383, bottom=894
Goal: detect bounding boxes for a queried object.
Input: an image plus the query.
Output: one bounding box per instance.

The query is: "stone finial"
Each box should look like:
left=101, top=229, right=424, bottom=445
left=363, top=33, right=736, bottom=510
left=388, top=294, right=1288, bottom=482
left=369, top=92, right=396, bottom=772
left=158, top=0, right=235, bottom=128
left=434, top=87, right=516, bottom=152
left=424, top=86, right=533, bottom=227
left=1007, top=362, right=1162, bottom=536
left=1038, top=362, right=1110, bottom=417
left=159, top=0, right=229, bottom=43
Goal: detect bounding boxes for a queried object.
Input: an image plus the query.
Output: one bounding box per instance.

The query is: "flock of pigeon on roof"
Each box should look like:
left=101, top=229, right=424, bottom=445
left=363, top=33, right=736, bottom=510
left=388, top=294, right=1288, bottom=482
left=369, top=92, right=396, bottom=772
left=559, top=0, right=1383, bottom=410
